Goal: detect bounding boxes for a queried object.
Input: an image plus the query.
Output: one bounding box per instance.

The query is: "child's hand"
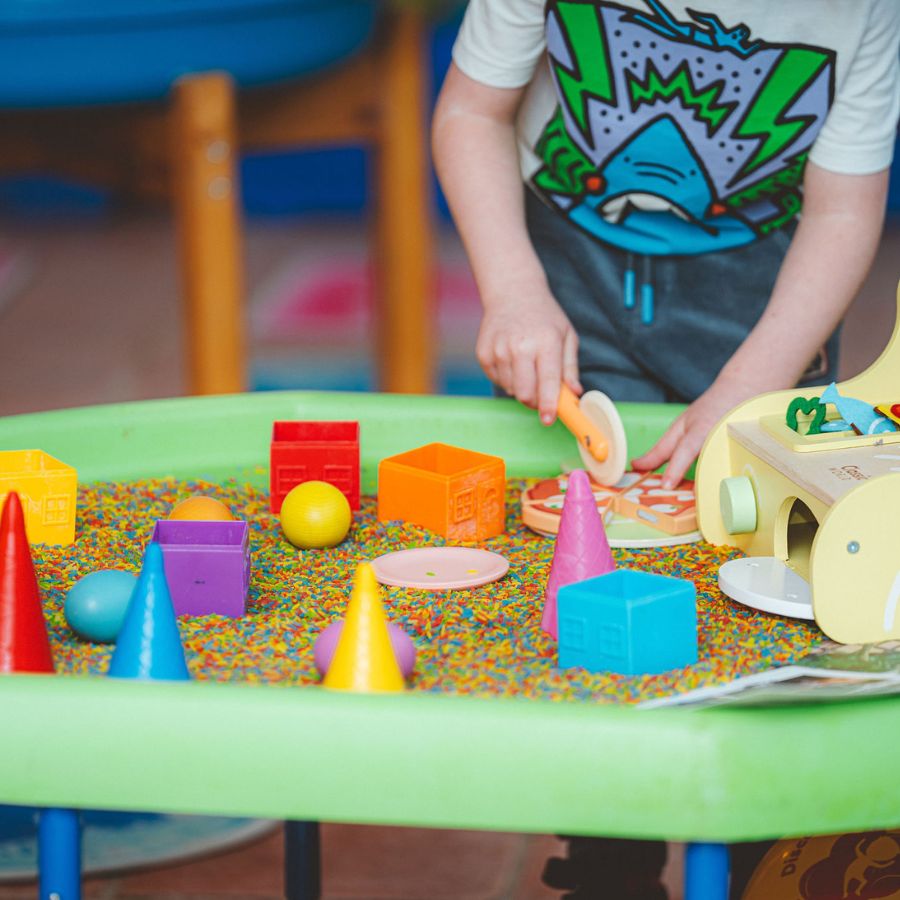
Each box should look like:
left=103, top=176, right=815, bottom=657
left=631, top=378, right=755, bottom=487
left=476, top=289, right=582, bottom=425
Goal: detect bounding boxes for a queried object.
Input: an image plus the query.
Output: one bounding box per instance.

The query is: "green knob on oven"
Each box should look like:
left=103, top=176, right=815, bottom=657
left=720, top=476, right=757, bottom=534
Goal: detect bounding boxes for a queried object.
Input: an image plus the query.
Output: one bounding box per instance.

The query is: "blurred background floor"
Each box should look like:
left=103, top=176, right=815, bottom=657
left=0, top=824, right=570, bottom=899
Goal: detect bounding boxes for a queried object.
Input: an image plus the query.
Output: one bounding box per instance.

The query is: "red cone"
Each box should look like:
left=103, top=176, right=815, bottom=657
left=0, top=492, right=55, bottom=673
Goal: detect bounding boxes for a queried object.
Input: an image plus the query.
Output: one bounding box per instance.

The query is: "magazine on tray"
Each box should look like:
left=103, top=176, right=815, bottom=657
left=639, top=640, right=900, bottom=709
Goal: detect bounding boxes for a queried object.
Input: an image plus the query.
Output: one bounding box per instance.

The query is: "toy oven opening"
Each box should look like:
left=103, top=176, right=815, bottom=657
left=775, top=497, right=819, bottom=581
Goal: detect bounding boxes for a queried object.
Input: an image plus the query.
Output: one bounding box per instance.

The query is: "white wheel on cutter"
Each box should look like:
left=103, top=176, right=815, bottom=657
left=577, top=390, right=628, bottom=485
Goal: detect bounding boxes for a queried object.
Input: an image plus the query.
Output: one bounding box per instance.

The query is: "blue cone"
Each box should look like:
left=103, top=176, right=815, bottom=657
left=107, top=543, right=190, bottom=681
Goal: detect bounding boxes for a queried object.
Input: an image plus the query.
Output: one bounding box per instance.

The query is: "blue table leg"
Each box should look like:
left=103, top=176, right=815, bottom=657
left=38, top=808, right=81, bottom=900
left=284, top=820, right=320, bottom=900
left=685, top=842, right=729, bottom=900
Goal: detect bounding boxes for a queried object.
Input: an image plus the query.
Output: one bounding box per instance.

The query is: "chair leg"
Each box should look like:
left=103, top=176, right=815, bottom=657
left=373, top=10, right=435, bottom=394
left=170, top=71, right=246, bottom=395
left=284, top=820, right=321, bottom=900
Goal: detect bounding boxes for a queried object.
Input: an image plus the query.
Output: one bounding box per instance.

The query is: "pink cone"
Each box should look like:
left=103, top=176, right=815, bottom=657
left=542, top=470, right=615, bottom=639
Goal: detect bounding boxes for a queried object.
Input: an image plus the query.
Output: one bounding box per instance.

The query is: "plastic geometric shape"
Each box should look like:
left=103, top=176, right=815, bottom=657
left=377, top=443, right=505, bottom=541
left=613, top=472, right=697, bottom=535
left=270, top=420, right=360, bottom=513
left=314, top=619, right=416, bottom=679
left=0, top=449, right=77, bottom=546
left=0, top=491, right=55, bottom=673
left=557, top=568, right=697, bottom=675
left=107, top=542, right=190, bottom=681
left=322, top=563, right=404, bottom=693
left=64, top=569, right=138, bottom=642
left=169, top=495, right=233, bottom=521
left=542, top=470, right=615, bottom=639
left=151, top=520, right=250, bottom=618
left=280, top=481, right=351, bottom=549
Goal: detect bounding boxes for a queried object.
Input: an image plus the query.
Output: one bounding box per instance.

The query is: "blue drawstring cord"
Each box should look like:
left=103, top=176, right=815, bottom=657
left=641, top=255, right=654, bottom=325
left=624, top=254, right=655, bottom=324
left=624, top=252, right=636, bottom=309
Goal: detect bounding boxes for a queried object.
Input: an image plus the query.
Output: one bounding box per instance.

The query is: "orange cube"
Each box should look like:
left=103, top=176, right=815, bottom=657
left=377, top=443, right=505, bottom=541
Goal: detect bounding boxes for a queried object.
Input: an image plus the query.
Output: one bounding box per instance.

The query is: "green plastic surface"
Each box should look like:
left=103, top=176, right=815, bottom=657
left=0, top=391, right=897, bottom=842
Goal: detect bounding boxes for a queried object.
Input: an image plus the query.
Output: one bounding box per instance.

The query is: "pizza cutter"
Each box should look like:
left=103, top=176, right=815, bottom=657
left=556, top=384, right=628, bottom=486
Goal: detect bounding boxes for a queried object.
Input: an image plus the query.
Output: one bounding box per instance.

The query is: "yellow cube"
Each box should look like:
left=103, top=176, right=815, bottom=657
left=0, top=450, right=77, bottom=546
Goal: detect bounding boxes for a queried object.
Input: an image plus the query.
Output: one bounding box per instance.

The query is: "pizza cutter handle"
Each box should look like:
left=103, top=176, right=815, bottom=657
left=557, top=384, right=609, bottom=462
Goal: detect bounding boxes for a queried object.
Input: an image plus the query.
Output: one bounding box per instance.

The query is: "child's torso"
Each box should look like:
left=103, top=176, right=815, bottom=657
left=521, top=0, right=869, bottom=254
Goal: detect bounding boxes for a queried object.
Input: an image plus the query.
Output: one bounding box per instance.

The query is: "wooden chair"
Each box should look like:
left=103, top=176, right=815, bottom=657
left=0, top=9, right=434, bottom=396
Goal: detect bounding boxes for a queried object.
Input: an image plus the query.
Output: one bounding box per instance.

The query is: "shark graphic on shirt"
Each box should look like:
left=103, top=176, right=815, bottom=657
left=532, top=0, right=835, bottom=254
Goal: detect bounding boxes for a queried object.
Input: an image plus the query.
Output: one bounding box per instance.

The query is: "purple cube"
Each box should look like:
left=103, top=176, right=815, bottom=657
left=151, top=520, right=250, bottom=618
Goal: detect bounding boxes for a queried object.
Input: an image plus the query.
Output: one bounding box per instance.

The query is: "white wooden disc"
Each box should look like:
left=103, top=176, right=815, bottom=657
left=718, top=557, right=814, bottom=620
left=578, top=390, right=628, bottom=486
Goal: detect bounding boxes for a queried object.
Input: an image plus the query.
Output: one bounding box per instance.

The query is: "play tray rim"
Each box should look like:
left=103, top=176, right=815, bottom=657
left=0, top=390, right=898, bottom=842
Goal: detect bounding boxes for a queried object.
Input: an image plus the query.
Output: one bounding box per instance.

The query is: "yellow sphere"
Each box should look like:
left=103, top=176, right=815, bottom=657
left=170, top=495, right=234, bottom=522
left=280, top=481, right=352, bottom=549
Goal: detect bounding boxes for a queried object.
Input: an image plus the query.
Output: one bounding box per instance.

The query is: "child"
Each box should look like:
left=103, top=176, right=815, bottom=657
left=433, top=0, right=900, bottom=488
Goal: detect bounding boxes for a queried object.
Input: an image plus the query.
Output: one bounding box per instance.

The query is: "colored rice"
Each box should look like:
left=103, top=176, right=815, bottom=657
left=33, top=478, right=822, bottom=703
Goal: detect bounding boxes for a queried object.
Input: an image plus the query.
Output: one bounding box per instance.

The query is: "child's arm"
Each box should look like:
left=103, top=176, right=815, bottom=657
left=432, top=63, right=582, bottom=425
left=633, top=160, right=891, bottom=488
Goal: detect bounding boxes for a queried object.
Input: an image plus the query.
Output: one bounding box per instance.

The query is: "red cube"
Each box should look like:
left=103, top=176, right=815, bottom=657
left=270, top=421, right=360, bottom=512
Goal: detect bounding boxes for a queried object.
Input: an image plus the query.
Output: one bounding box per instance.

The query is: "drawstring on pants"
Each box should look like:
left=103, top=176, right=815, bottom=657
left=623, top=253, right=655, bottom=324
left=624, top=252, right=637, bottom=310
left=641, top=255, right=655, bottom=325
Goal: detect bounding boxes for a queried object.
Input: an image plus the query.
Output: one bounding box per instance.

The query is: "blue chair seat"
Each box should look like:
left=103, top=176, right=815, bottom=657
left=0, top=0, right=377, bottom=107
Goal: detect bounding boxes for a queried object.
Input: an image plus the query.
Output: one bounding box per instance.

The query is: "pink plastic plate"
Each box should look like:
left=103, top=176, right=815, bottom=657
left=370, top=547, right=510, bottom=590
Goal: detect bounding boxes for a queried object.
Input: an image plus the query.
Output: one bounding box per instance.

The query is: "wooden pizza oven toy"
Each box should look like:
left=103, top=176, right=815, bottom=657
left=695, top=283, right=900, bottom=645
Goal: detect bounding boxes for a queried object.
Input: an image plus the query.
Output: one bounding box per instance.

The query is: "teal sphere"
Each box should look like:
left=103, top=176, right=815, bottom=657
left=65, top=570, right=138, bottom=643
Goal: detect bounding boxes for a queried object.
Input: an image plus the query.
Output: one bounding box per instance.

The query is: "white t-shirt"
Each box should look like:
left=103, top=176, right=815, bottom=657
left=453, top=0, right=900, bottom=255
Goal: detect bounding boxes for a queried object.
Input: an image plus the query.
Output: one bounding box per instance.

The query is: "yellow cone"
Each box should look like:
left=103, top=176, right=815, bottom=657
left=323, top=563, right=405, bottom=692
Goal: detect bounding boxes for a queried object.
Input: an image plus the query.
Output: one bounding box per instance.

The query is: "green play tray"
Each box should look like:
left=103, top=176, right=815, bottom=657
left=0, top=391, right=896, bottom=843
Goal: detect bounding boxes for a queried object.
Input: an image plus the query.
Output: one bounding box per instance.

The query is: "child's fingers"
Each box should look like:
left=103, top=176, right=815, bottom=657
left=536, top=344, right=563, bottom=425
left=631, top=415, right=685, bottom=472
left=511, top=346, right=539, bottom=409
left=496, top=356, right=514, bottom=398
left=660, top=433, right=699, bottom=489
left=475, top=333, right=500, bottom=386
left=562, top=328, right=582, bottom=394
left=487, top=334, right=515, bottom=397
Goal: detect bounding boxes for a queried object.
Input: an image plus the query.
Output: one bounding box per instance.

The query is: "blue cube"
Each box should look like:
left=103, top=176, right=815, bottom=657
left=557, top=569, right=697, bottom=675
